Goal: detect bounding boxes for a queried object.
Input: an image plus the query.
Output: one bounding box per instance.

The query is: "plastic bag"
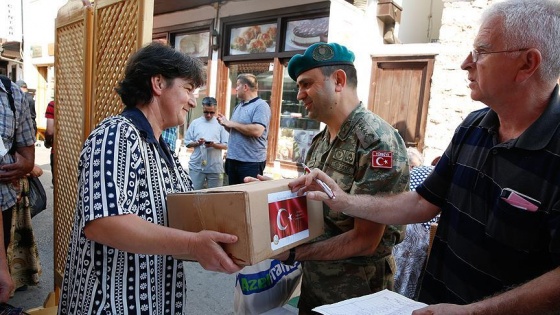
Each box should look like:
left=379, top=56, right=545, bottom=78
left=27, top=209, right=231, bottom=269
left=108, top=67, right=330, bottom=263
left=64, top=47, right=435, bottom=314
left=28, top=176, right=47, bottom=218
left=234, top=259, right=302, bottom=315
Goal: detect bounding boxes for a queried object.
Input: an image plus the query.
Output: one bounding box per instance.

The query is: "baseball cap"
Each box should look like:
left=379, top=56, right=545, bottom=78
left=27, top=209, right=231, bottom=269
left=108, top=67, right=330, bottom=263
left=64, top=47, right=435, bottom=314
left=15, top=80, right=27, bottom=88
left=287, top=42, right=355, bottom=81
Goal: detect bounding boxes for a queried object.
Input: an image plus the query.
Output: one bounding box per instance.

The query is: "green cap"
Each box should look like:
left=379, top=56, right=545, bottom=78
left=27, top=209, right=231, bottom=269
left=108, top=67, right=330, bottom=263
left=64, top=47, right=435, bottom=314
left=287, top=42, right=355, bottom=81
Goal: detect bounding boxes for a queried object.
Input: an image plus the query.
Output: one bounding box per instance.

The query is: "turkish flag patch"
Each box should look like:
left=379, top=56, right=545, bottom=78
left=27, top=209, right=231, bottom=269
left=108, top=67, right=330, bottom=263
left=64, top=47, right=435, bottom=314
left=372, top=151, right=393, bottom=169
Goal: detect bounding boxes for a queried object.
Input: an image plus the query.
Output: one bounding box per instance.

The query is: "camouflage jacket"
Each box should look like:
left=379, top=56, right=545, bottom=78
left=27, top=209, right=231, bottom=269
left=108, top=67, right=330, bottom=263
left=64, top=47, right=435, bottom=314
left=305, top=104, right=409, bottom=263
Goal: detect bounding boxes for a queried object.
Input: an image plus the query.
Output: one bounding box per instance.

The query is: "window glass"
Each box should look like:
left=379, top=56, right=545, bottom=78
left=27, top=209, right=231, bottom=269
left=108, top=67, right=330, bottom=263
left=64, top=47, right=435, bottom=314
left=227, top=62, right=273, bottom=117
left=276, top=64, right=320, bottom=163
left=175, top=31, right=210, bottom=58
left=284, top=17, right=329, bottom=51
left=184, top=84, right=208, bottom=130
left=229, top=23, right=277, bottom=55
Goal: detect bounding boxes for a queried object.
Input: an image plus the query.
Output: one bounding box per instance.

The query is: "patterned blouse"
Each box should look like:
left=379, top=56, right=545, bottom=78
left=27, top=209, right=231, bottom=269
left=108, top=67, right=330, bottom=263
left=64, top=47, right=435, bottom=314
left=393, top=165, right=438, bottom=299
left=58, top=108, right=193, bottom=314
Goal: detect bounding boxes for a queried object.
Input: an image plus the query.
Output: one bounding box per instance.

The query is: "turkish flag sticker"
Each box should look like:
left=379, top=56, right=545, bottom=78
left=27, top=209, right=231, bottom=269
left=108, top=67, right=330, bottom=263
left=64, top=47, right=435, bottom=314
left=372, top=151, right=393, bottom=169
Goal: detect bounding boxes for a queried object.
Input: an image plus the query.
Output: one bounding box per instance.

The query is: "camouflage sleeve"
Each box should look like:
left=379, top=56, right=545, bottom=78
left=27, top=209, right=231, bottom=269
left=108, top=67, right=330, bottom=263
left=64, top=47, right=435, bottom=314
left=350, top=117, right=409, bottom=196
left=350, top=114, right=410, bottom=251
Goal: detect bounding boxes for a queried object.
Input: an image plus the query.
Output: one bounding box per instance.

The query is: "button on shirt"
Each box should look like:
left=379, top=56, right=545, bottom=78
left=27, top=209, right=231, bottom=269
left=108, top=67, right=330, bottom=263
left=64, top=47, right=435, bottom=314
left=0, top=79, right=35, bottom=210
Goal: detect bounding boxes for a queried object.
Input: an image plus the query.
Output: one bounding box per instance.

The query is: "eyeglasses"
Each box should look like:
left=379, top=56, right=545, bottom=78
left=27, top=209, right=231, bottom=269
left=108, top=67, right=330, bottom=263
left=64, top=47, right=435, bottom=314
left=470, top=48, right=529, bottom=63
left=203, top=111, right=215, bottom=114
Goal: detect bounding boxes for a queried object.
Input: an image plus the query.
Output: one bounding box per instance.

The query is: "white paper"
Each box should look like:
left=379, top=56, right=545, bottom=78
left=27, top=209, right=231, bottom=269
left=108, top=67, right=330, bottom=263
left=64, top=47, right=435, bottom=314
left=312, top=289, right=427, bottom=315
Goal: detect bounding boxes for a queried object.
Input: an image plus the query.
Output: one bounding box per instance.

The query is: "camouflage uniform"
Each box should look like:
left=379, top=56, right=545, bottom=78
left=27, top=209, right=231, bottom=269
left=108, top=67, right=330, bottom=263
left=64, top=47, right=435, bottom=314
left=299, top=104, right=409, bottom=313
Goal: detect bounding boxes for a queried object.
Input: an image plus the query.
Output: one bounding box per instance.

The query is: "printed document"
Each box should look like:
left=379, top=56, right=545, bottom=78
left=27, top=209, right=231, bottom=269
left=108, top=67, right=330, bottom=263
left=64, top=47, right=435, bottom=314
left=312, top=289, right=427, bottom=315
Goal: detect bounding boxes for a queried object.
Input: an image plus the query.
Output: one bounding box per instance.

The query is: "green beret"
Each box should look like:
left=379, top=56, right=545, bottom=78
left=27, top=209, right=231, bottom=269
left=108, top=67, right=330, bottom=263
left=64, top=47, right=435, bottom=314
left=287, top=42, right=355, bottom=81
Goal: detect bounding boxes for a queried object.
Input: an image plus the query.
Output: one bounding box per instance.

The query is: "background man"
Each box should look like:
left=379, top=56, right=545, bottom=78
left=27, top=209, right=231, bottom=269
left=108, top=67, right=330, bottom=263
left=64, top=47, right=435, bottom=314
left=291, top=1, right=560, bottom=314
left=185, top=96, right=228, bottom=189
left=0, top=75, right=36, bottom=296
left=44, top=100, right=55, bottom=184
left=15, top=80, right=36, bottom=135
left=278, top=43, right=409, bottom=314
left=217, top=73, right=271, bottom=185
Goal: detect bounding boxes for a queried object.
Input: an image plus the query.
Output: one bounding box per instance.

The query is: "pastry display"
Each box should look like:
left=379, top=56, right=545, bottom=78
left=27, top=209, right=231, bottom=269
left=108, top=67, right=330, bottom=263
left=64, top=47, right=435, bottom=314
left=231, top=36, right=247, bottom=51
left=266, top=26, right=277, bottom=39
left=241, top=27, right=258, bottom=42
left=247, top=38, right=267, bottom=53
left=180, top=36, right=199, bottom=54
left=291, top=17, right=329, bottom=47
left=230, top=24, right=276, bottom=53
left=257, top=32, right=274, bottom=48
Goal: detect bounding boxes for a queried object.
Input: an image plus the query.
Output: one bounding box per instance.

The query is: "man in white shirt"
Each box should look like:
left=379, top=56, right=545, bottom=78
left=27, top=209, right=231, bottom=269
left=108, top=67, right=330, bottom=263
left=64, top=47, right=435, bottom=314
left=185, top=97, right=228, bottom=189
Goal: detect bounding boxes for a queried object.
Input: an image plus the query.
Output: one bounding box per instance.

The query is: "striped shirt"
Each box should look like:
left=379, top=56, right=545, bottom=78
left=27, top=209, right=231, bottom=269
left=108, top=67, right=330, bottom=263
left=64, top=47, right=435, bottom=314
left=59, top=108, right=193, bottom=314
left=0, top=78, right=35, bottom=210
left=416, top=86, right=560, bottom=304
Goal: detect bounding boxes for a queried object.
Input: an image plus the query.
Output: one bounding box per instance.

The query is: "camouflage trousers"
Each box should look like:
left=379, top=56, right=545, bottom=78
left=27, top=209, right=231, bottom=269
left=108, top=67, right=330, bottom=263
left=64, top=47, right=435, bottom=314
left=298, top=256, right=395, bottom=314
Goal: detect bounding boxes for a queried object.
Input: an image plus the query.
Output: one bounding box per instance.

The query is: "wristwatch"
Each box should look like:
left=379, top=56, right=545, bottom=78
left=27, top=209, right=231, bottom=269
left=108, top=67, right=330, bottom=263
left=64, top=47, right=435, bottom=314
left=282, top=247, right=297, bottom=266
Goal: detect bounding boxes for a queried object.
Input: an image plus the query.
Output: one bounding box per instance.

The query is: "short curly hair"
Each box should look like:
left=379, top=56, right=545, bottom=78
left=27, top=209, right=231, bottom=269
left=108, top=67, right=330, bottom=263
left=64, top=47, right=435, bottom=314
left=116, top=42, right=206, bottom=108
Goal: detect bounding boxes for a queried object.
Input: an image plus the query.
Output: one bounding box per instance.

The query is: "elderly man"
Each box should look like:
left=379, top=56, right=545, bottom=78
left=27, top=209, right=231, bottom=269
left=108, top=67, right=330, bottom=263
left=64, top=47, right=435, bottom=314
left=291, top=0, right=560, bottom=314
left=277, top=42, right=409, bottom=314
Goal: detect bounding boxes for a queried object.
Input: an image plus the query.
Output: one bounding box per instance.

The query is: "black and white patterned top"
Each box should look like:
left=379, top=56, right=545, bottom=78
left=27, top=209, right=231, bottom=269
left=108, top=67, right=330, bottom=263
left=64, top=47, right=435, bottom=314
left=393, top=165, right=438, bottom=299
left=58, top=108, right=193, bottom=314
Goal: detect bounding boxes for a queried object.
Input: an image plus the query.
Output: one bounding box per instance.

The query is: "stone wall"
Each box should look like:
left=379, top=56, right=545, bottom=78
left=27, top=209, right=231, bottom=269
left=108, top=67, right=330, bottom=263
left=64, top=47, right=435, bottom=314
left=422, top=0, right=495, bottom=163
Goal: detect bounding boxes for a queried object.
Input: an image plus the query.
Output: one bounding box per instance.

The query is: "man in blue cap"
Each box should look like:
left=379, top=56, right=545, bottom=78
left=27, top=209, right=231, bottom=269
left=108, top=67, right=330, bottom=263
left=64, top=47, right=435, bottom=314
left=277, top=42, right=409, bottom=314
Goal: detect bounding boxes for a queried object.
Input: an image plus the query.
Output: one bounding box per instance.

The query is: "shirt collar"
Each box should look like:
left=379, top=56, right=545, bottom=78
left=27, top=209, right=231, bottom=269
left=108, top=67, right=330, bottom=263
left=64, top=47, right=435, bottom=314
left=479, top=84, right=560, bottom=150
left=120, top=107, right=158, bottom=145
left=338, top=103, right=365, bottom=140
left=241, top=96, right=260, bottom=106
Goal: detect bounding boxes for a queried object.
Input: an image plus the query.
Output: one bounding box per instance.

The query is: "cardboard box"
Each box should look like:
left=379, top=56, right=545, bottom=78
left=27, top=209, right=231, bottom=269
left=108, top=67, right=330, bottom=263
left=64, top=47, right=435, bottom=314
left=167, top=179, right=323, bottom=265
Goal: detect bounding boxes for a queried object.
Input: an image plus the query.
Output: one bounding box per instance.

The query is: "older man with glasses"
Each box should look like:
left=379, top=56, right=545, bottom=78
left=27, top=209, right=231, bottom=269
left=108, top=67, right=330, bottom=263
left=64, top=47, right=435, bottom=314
left=185, top=96, right=229, bottom=189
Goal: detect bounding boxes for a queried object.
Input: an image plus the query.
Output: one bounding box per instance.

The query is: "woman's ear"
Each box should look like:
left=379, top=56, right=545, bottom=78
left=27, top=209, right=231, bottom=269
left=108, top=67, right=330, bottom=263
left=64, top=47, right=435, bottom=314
left=151, top=75, right=165, bottom=95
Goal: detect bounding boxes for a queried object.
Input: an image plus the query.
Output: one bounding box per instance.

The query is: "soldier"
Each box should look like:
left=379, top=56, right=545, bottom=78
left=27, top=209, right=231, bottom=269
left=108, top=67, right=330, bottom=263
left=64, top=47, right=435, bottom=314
left=276, top=42, right=409, bottom=314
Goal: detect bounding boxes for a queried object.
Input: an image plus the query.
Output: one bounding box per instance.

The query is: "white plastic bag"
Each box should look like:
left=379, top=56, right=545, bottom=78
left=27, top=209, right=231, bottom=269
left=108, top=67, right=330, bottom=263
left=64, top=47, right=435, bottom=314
left=234, top=259, right=302, bottom=315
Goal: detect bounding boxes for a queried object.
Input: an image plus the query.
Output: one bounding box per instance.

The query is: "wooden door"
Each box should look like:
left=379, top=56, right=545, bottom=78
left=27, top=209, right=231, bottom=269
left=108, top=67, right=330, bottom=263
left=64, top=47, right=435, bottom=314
left=368, top=55, right=435, bottom=150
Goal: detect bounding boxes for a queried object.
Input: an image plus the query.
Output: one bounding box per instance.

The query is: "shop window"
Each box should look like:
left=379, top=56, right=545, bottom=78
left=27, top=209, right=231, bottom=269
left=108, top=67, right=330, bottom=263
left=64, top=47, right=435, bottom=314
left=229, top=23, right=277, bottom=55
left=222, top=15, right=329, bottom=60
left=227, top=61, right=273, bottom=117
left=184, top=85, right=208, bottom=133
left=169, top=31, right=210, bottom=132
left=175, top=31, right=211, bottom=58
left=218, top=4, right=331, bottom=167
left=276, top=64, right=320, bottom=163
left=284, top=17, right=329, bottom=51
